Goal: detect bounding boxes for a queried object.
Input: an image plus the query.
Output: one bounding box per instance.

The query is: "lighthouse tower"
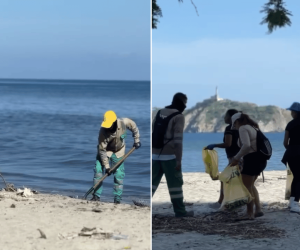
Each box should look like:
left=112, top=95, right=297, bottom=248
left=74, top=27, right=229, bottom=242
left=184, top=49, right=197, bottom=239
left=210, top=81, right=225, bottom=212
left=215, top=86, right=223, bottom=101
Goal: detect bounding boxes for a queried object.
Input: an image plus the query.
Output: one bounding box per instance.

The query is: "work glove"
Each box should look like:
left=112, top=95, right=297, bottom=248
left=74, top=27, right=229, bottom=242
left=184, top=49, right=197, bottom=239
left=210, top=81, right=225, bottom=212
left=206, top=144, right=216, bottom=150
left=105, top=167, right=112, bottom=176
left=133, top=142, right=141, bottom=149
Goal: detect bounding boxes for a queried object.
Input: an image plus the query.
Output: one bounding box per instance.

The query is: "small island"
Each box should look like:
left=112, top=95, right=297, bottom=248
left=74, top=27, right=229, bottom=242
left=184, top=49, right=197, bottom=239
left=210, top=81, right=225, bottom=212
left=152, top=87, right=292, bottom=133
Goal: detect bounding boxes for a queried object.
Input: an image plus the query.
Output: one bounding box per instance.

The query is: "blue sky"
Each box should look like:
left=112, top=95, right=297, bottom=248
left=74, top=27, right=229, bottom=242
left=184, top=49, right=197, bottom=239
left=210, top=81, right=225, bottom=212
left=153, top=0, right=300, bottom=109
left=0, top=0, right=150, bottom=81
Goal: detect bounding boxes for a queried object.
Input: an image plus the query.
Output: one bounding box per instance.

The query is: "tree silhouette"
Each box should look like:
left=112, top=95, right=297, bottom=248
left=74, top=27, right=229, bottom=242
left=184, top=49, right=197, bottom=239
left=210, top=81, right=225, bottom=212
left=152, top=0, right=162, bottom=29
left=152, top=0, right=293, bottom=34
left=260, top=0, right=292, bottom=34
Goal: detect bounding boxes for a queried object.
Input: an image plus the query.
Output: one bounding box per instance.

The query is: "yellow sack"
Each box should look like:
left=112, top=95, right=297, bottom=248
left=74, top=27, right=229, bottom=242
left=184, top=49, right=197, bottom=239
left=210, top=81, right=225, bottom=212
left=202, top=148, right=219, bottom=180
left=219, top=165, right=253, bottom=211
left=285, top=163, right=294, bottom=200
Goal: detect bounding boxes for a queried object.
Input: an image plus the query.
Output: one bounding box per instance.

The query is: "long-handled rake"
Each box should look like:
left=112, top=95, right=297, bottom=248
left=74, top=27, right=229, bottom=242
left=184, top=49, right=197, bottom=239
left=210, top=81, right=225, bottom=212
left=83, top=147, right=135, bottom=200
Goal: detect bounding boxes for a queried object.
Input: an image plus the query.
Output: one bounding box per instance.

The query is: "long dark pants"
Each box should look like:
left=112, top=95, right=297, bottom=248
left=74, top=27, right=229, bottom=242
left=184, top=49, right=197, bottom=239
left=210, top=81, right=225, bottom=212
left=288, top=159, right=300, bottom=202
left=152, top=159, right=187, bottom=216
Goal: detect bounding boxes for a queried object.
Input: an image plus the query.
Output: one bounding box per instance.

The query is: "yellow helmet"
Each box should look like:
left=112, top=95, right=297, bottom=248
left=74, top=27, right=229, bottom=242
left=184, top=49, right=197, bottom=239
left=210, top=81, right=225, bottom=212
left=101, top=110, right=117, bottom=128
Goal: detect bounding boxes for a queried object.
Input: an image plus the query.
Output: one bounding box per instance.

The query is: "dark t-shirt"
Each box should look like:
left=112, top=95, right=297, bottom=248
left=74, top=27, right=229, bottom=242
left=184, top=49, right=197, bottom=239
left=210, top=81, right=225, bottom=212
left=286, top=118, right=300, bottom=146
left=223, top=125, right=240, bottom=158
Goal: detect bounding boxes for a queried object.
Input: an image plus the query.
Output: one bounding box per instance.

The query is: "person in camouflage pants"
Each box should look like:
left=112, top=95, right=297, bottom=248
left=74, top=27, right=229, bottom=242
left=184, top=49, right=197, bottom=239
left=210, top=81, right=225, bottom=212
left=92, top=110, right=141, bottom=204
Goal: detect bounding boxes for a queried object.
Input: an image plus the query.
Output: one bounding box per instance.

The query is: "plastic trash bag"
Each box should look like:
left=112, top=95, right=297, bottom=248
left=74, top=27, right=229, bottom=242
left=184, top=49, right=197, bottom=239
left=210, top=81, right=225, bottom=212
left=202, top=148, right=219, bottom=180
left=285, top=163, right=293, bottom=200
left=219, top=165, right=253, bottom=211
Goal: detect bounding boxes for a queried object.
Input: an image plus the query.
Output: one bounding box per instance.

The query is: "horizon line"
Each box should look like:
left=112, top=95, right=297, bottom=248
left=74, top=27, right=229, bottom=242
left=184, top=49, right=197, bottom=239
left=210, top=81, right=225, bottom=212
left=0, top=77, right=150, bottom=83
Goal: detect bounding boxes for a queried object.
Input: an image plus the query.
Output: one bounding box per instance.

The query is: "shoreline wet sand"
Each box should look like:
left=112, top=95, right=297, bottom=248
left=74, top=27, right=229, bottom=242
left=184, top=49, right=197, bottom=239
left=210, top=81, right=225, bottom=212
left=152, top=171, right=300, bottom=249
left=0, top=190, right=150, bottom=250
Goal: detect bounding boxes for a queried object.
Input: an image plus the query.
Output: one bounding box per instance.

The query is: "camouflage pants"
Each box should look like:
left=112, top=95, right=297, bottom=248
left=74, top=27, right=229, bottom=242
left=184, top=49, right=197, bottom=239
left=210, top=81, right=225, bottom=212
left=93, top=153, right=125, bottom=202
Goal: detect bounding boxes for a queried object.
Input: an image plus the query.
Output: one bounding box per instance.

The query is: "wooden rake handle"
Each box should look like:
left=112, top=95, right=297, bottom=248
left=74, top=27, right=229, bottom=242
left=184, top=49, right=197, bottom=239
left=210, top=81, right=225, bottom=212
left=83, top=147, right=136, bottom=199
left=92, top=147, right=136, bottom=189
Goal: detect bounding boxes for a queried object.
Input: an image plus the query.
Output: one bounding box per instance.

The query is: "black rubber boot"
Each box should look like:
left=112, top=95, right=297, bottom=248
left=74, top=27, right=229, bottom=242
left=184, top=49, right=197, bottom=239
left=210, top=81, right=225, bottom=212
left=175, top=210, right=194, bottom=218
left=90, top=195, right=100, bottom=201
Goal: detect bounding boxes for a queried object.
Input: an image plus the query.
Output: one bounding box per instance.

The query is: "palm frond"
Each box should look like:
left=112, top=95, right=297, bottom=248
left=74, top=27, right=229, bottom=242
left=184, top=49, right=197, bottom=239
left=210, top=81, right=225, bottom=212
left=260, top=0, right=292, bottom=34
left=152, top=0, right=198, bottom=29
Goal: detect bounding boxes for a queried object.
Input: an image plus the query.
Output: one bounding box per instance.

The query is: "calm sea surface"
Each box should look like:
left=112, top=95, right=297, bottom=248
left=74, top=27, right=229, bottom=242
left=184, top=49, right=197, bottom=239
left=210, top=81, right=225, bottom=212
left=0, top=79, right=150, bottom=203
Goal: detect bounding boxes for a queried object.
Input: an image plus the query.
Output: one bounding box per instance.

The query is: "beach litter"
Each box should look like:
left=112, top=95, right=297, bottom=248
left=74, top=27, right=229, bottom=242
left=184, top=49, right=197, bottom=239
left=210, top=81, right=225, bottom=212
left=58, top=227, right=129, bottom=240
left=1, top=184, right=17, bottom=192
left=37, top=229, right=47, bottom=239
left=17, top=188, right=34, bottom=197
left=0, top=186, right=39, bottom=202
left=92, top=208, right=102, bottom=213
left=0, top=173, right=17, bottom=192
left=58, top=233, right=79, bottom=240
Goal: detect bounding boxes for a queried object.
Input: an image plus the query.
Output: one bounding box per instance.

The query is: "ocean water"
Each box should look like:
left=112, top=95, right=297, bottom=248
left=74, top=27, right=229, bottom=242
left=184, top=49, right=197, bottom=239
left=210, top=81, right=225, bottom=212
left=0, top=79, right=150, bottom=203
left=182, top=132, right=286, bottom=172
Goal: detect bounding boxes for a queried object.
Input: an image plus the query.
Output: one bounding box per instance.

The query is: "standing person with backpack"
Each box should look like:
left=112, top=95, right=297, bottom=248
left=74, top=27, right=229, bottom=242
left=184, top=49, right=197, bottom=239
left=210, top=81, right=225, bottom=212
left=282, top=102, right=300, bottom=213
left=229, top=112, right=270, bottom=220
left=152, top=93, right=194, bottom=217
left=205, top=109, right=240, bottom=208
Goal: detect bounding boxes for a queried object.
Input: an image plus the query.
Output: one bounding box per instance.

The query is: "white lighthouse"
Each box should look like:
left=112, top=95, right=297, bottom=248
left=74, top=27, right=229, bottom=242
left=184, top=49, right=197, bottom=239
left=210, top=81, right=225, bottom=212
left=215, top=86, right=223, bottom=101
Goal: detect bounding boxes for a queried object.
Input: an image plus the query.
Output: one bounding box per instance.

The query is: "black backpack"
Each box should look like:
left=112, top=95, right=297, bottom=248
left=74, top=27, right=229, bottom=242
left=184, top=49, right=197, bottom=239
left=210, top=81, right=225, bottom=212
left=152, top=110, right=181, bottom=149
left=254, top=127, right=272, bottom=161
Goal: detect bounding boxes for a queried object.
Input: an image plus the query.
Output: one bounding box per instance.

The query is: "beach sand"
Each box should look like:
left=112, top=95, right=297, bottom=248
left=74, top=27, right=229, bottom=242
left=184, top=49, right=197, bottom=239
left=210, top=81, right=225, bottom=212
left=152, top=171, right=300, bottom=250
left=0, top=191, right=150, bottom=250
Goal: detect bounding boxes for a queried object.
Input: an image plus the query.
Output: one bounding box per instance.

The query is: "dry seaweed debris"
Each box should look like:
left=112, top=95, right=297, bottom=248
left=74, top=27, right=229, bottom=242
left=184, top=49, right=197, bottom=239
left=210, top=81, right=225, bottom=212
left=132, top=199, right=150, bottom=207
left=152, top=211, right=285, bottom=239
left=0, top=173, right=17, bottom=192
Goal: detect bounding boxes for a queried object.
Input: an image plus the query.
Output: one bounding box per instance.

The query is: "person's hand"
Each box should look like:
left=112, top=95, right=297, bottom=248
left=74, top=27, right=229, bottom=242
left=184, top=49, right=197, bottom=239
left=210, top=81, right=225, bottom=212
left=229, top=158, right=239, bottom=167
left=205, top=144, right=216, bottom=150
left=133, top=142, right=141, bottom=149
left=175, top=162, right=182, bottom=171
left=105, top=167, right=112, bottom=176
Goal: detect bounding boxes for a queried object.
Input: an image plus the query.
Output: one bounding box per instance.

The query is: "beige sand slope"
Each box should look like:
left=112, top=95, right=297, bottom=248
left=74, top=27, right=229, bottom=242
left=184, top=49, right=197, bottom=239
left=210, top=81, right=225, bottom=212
left=0, top=192, right=150, bottom=250
left=152, top=171, right=300, bottom=250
